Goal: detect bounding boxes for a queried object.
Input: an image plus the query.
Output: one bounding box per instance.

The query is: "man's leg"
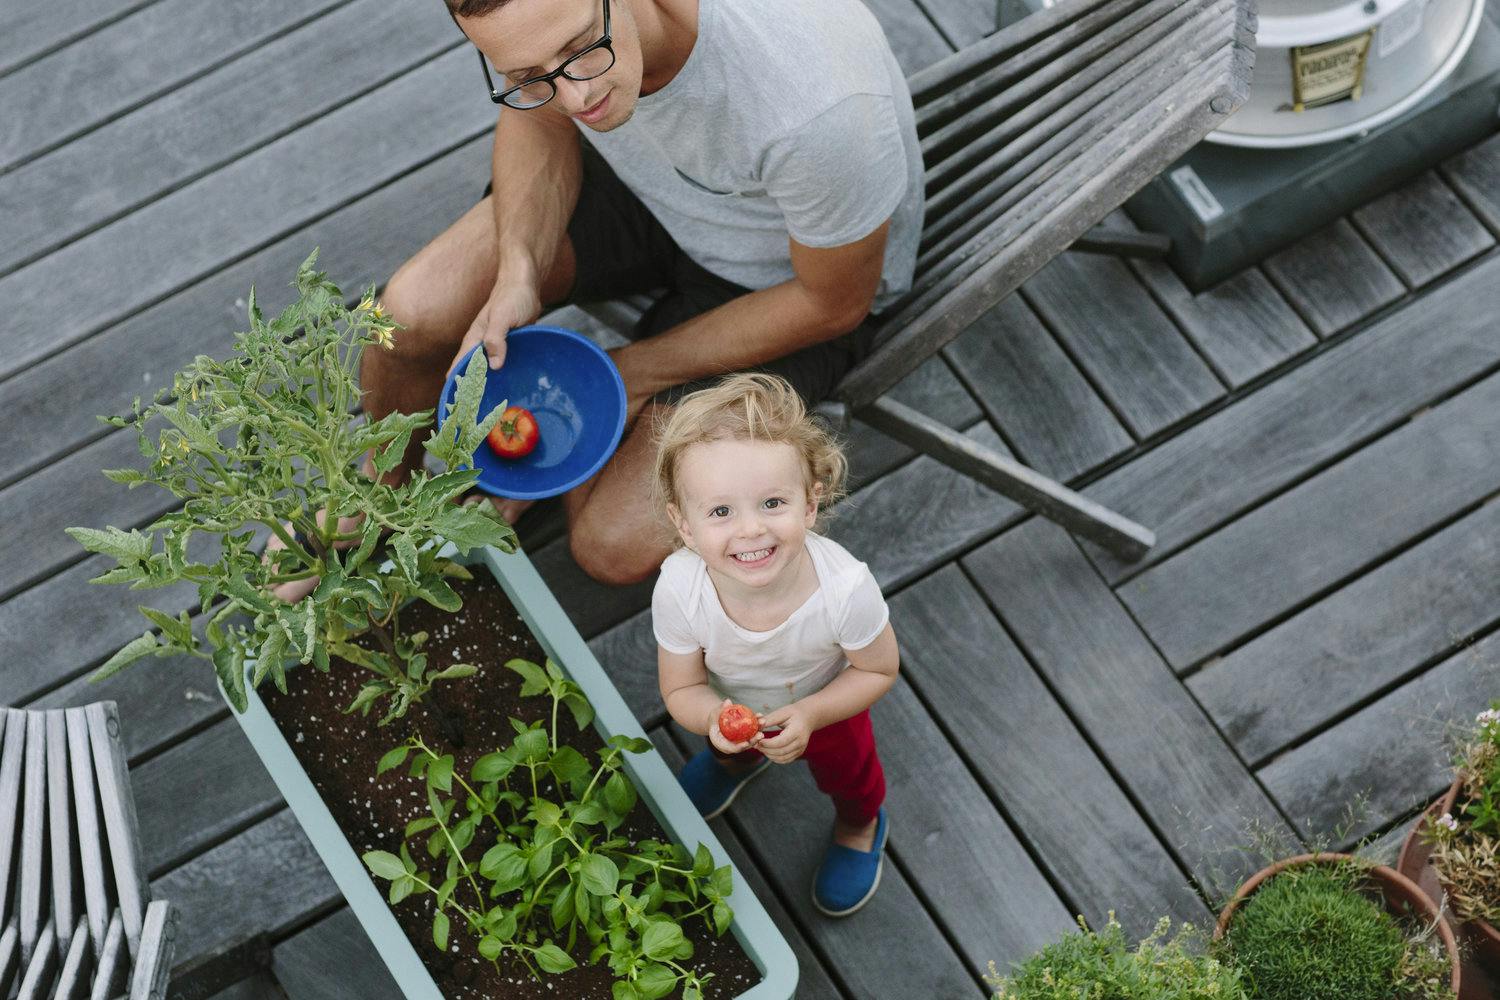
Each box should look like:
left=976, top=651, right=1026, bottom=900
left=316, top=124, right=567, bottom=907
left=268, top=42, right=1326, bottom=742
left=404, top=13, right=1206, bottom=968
left=364, top=196, right=576, bottom=480
left=565, top=399, right=680, bottom=586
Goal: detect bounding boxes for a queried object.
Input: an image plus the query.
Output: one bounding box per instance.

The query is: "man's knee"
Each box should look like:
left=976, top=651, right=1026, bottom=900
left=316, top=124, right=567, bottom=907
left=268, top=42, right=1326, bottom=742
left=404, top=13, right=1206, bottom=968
left=370, top=266, right=457, bottom=373
left=569, top=521, right=659, bottom=587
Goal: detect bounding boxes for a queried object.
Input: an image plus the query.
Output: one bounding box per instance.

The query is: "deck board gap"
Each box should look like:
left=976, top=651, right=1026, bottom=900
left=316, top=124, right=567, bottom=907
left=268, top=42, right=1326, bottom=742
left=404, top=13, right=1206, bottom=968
left=0, top=0, right=164, bottom=80
left=1015, top=287, right=1144, bottom=445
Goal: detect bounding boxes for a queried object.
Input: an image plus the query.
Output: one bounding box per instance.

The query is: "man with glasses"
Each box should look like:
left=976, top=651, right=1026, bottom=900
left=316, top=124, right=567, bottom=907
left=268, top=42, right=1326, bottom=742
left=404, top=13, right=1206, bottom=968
left=362, top=0, right=923, bottom=587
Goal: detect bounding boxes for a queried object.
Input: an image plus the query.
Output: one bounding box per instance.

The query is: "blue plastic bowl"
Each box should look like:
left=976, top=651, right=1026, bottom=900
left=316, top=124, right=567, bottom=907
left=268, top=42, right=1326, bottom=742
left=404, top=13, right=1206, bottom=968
left=439, top=326, right=627, bottom=500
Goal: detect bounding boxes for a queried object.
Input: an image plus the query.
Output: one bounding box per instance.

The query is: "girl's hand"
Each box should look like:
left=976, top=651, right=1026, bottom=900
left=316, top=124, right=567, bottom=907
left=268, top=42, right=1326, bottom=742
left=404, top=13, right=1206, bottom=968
left=755, top=705, right=814, bottom=764
left=707, top=698, right=759, bottom=755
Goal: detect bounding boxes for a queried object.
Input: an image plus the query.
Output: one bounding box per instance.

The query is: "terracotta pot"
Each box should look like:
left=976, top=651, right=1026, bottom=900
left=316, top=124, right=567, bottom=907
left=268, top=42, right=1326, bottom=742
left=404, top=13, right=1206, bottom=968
left=1215, top=852, right=1463, bottom=997
left=1399, top=779, right=1500, bottom=984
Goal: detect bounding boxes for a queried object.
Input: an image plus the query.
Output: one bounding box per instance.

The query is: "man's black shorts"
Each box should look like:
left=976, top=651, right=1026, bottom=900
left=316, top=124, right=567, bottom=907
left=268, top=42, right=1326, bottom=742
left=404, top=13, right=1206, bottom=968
left=486, top=147, right=875, bottom=407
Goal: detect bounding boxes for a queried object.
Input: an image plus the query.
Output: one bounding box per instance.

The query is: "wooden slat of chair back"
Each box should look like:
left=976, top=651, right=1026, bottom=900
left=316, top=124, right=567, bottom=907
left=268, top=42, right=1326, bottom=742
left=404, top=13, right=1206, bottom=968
left=846, top=10, right=1254, bottom=413
left=919, top=0, right=1241, bottom=275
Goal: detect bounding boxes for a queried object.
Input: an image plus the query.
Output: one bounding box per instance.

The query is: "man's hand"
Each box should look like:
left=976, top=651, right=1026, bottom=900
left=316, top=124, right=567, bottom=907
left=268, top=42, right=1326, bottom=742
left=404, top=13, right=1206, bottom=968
left=755, top=703, right=816, bottom=764
left=448, top=282, right=543, bottom=375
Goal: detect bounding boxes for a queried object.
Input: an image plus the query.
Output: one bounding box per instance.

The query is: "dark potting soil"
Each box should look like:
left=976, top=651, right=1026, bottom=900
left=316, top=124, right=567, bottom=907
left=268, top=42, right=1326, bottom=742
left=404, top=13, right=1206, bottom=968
left=260, top=573, right=763, bottom=999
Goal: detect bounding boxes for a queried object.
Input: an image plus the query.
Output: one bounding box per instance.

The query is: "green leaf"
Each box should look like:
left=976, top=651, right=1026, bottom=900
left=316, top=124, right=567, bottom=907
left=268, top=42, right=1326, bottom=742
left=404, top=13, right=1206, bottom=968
left=404, top=816, right=438, bottom=837
left=373, top=425, right=414, bottom=476
left=692, top=843, right=714, bottom=878
left=92, top=632, right=161, bottom=682
left=549, top=746, right=590, bottom=785
left=550, top=882, right=575, bottom=930
left=66, top=525, right=151, bottom=563
left=388, top=876, right=415, bottom=905
left=486, top=907, right=518, bottom=942
left=580, top=853, right=619, bottom=897
left=607, top=734, right=654, bottom=755
left=427, top=754, right=454, bottom=792
left=393, top=533, right=420, bottom=582
left=533, top=942, right=576, bottom=974
left=531, top=799, right=562, bottom=827
left=430, top=505, right=515, bottom=554
left=376, top=745, right=410, bottom=776
left=528, top=840, right=555, bottom=880
left=571, top=800, right=607, bottom=827
left=710, top=865, right=732, bottom=899
left=562, top=692, right=594, bottom=730
left=415, top=577, right=462, bottom=612
left=213, top=643, right=247, bottom=713
left=515, top=728, right=550, bottom=763
left=432, top=910, right=450, bottom=951
left=683, top=984, right=703, bottom=1000
left=712, top=901, right=732, bottom=936
left=504, top=659, right=550, bottom=697
left=641, top=921, right=685, bottom=961
left=479, top=844, right=527, bottom=887
left=604, top=772, right=637, bottom=816
left=363, top=851, right=407, bottom=881
left=427, top=662, right=477, bottom=681
left=613, top=981, right=642, bottom=1000
left=101, top=467, right=148, bottom=486
left=635, top=962, right=677, bottom=1000
left=478, top=934, right=505, bottom=961
left=473, top=750, right=517, bottom=783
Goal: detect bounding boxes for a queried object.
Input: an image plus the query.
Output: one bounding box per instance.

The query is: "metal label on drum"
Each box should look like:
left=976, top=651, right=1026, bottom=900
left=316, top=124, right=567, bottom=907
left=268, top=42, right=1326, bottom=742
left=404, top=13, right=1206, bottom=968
left=1291, top=29, right=1375, bottom=110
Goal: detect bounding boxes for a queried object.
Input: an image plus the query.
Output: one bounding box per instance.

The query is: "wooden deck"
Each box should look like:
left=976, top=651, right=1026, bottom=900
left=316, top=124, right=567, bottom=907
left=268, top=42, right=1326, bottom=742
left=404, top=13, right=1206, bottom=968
left=4, top=1, right=1500, bottom=996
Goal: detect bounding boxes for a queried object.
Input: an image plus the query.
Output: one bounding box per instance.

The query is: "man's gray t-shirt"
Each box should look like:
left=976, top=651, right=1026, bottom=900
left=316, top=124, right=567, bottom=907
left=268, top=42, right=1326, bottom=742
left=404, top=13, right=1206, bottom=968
left=579, top=0, right=923, bottom=312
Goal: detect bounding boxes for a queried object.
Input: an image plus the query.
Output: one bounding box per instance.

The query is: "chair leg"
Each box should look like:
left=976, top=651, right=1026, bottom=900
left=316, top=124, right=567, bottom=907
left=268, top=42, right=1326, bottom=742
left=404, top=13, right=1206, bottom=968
left=1071, top=225, right=1171, bottom=259
left=856, top=396, right=1155, bottom=561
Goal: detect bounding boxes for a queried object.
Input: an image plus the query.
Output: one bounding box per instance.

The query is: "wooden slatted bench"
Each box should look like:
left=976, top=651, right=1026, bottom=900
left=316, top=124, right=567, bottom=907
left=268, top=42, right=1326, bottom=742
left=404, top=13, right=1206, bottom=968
left=0, top=705, right=177, bottom=1000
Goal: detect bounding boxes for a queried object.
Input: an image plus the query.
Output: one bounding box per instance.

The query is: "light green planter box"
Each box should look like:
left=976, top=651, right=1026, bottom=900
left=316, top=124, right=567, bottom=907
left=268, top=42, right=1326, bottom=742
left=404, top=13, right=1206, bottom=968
left=227, top=543, right=798, bottom=999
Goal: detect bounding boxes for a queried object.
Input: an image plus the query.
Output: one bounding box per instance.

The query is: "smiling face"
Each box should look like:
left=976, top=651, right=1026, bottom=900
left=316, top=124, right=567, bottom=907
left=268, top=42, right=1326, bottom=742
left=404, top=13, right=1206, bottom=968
left=457, top=0, right=643, bottom=130
left=668, top=438, right=818, bottom=594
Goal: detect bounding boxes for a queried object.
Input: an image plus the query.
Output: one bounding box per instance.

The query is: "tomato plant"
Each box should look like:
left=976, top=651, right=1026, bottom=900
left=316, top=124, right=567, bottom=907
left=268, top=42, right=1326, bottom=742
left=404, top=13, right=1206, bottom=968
left=718, top=704, right=760, bottom=744
left=487, top=406, right=540, bottom=459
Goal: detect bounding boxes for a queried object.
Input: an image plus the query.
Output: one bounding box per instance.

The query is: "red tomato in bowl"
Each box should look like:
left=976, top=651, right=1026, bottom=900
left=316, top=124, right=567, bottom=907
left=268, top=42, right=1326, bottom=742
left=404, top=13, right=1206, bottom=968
left=486, top=406, right=540, bottom=459
left=718, top=704, right=761, bottom=743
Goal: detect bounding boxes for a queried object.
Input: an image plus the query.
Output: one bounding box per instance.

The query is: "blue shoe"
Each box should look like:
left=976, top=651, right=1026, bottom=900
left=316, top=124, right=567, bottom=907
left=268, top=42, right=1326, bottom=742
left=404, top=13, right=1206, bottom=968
left=677, top=749, right=771, bottom=820
left=812, top=807, right=888, bottom=917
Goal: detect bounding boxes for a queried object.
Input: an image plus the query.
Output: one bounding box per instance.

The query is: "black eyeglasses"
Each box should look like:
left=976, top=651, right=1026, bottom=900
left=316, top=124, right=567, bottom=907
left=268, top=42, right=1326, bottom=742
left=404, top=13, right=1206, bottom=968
left=471, top=0, right=615, bottom=110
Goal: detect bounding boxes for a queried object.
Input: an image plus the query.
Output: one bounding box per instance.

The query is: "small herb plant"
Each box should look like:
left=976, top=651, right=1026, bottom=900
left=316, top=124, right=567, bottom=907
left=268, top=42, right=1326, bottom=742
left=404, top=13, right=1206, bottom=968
left=363, top=658, right=733, bottom=1000
left=66, top=252, right=513, bottom=726
left=1214, top=859, right=1453, bottom=1000
left=986, top=914, right=1246, bottom=1000
left=1425, top=703, right=1500, bottom=926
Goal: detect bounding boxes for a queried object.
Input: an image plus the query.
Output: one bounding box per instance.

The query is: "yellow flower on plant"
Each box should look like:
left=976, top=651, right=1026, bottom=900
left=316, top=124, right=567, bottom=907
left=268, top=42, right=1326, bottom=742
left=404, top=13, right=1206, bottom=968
left=370, top=323, right=396, bottom=350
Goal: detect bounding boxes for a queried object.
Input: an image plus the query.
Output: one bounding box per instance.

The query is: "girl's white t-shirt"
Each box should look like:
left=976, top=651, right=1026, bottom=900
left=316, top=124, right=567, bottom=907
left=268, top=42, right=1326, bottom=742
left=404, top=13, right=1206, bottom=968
left=651, top=533, right=889, bottom=716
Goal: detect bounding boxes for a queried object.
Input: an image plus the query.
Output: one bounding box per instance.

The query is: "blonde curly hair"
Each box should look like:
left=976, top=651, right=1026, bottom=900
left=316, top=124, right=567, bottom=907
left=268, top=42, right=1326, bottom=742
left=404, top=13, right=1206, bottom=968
left=653, top=373, right=848, bottom=539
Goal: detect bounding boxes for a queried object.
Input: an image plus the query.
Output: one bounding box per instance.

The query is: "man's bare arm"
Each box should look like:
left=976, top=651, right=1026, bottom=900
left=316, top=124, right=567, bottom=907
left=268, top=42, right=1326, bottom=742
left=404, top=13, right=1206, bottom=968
left=611, top=220, right=891, bottom=411
left=453, top=107, right=583, bottom=371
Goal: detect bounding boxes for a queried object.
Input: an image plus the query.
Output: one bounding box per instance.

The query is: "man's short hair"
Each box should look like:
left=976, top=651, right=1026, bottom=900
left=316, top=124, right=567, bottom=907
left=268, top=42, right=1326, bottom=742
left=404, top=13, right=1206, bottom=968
left=446, top=0, right=515, bottom=16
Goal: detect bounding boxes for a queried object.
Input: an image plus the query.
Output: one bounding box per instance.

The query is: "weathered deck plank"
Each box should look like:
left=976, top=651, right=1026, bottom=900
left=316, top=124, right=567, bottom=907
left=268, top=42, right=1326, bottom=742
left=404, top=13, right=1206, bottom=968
left=1129, top=261, right=1316, bottom=388
left=0, top=0, right=153, bottom=76
left=1190, top=495, right=1500, bottom=765
left=0, top=47, right=494, bottom=382
left=944, top=295, right=1133, bottom=481
left=1117, top=370, right=1500, bottom=670
left=0, top=0, right=348, bottom=172
left=649, top=733, right=858, bottom=1000
left=889, top=565, right=1210, bottom=935
left=661, top=728, right=985, bottom=998
left=0, top=136, right=492, bottom=491
left=0, top=0, right=461, bottom=275
left=1258, top=633, right=1500, bottom=843
left=151, top=810, right=340, bottom=988
left=964, top=519, right=1295, bottom=898
left=1022, top=252, right=1225, bottom=438
left=1441, top=130, right=1500, bottom=232
left=1351, top=171, right=1495, bottom=289
left=270, top=908, right=401, bottom=1000
left=1261, top=220, right=1405, bottom=337
left=1082, top=251, right=1500, bottom=584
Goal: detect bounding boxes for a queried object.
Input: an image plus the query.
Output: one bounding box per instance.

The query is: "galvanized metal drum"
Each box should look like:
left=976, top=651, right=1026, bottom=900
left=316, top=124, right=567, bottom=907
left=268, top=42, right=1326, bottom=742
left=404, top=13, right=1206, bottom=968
left=1209, top=0, right=1486, bottom=146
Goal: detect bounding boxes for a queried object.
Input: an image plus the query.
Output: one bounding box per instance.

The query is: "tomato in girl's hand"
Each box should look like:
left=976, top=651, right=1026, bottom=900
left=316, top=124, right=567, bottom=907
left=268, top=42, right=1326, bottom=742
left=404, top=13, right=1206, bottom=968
left=717, top=703, right=760, bottom=743
left=486, top=406, right=540, bottom=459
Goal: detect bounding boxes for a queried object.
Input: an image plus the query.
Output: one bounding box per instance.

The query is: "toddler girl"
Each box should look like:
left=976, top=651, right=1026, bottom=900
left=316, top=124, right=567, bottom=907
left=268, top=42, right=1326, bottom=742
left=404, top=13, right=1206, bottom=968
left=651, top=372, right=899, bottom=917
